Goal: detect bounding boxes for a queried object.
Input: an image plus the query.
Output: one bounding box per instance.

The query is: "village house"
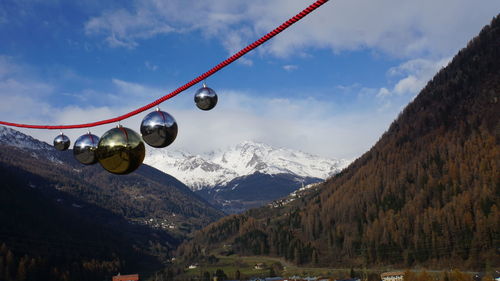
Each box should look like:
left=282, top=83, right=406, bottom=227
left=380, top=272, right=405, bottom=281
left=188, top=264, right=199, bottom=269
left=254, top=263, right=266, bottom=270
left=112, top=273, right=139, bottom=281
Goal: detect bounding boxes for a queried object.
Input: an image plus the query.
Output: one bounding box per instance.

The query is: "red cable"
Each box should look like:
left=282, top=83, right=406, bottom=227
left=0, top=0, right=329, bottom=130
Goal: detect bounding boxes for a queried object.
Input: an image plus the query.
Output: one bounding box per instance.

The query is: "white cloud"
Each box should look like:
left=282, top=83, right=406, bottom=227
left=142, top=89, right=396, bottom=159
left=283, top=64, right=298, bottom=72
left=377, top=57, right=451, bottom=98
left=0, top=53, right=452, bottom=161
left=0, top=60, right=397, bottom=160
left=85, top=8, right=177, bottom=48
left=393, top=75, right=420, bottom=96
left=145, top=61, right=158, bottom=71
left=112, top=78, right=161, bottom=98
left=377, top=87, right=390, bottom=98
left=0, top=57, right=55, bottom=123
left=83, top=0, right=500, bottom=59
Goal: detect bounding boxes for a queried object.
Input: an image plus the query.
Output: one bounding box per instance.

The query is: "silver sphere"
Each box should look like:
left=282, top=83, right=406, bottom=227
left=194, top=84, right=218, bottom=110
left=53, top=133, right=70, bottom=151
left=140, top=110, right=178, bottom=148
left=73, top=133, right=100, bottom=165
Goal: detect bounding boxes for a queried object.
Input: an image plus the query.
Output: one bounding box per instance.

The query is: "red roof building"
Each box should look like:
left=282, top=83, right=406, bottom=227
left=112, top=274, right=139, bottom=281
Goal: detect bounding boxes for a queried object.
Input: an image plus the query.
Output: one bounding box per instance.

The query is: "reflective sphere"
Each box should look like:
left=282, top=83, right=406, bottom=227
left=194, top=85, right=218, bottom=110
left=73, top=133, right=100, bottom=165
left=96, top=127, right=145, bottom=175
left=140, top=110, right=178, bottom=148
left=53, top=134, right=70, bottom=151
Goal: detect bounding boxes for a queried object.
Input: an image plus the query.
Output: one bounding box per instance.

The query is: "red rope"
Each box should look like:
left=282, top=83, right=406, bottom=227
left=0, top=0, right=329, bottom=130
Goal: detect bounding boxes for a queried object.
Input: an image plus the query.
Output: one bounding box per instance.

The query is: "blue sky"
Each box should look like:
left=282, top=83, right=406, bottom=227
left=0, top=0, right=498, bottom=159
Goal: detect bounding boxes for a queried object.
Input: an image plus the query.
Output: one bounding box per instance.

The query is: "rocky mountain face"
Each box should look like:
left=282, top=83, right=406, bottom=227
left=177, top=17, right=500, bottom=269
left=144, top=141, right=349, bottom=212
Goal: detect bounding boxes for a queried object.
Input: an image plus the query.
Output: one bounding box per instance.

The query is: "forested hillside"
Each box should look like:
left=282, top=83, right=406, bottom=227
left=0, top=129, right=224, bottom=280
left=0, top=165, right=131, bottom=281
left=177, top=16, right=500, bottom=270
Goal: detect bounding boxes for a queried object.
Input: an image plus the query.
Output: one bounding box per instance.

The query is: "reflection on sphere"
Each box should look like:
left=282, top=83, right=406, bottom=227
left=140, top=110, right=178, bottom=148
left=96, top=127, right=145, bottom=175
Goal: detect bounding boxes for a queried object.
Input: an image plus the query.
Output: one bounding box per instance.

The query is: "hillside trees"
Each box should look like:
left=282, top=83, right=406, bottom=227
left=176, top=15, right=500, bottom=269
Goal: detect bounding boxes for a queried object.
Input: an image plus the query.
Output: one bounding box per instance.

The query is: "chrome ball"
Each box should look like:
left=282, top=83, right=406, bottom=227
left=140, top=110, right=178, bottom=148
left=53, top=133, right=70, bottom=151
left=96, top=126, right=145, bottom=175
left=194, top=85, right=218, bottom=111
left=73, top=133, right=100, bottom=165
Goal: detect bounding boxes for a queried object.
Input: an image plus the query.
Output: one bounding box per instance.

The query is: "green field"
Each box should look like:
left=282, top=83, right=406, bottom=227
left=179, top=255, right=371, bottom=280
left=173, top=255, right=486, bottom=281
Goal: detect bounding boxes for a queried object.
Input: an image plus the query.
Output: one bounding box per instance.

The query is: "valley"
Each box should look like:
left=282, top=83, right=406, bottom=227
left=0, top=6, right=498, bottom=281
left=174, top=14, right=500, bottom=277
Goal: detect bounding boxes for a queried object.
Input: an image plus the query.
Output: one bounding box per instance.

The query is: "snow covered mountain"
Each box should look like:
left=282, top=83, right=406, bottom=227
left=144, top=141, right=350, bottom=191
left=0, top=126, right=65, bottom=164
left=1, top=127, right=350, bottom=213
left=0, top=126, right=53, bottom=151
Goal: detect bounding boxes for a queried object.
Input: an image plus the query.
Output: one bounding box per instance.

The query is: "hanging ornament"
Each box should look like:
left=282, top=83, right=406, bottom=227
left=194, top=83, right=218, bottom=111
left=73, top=133, right=100, bottom=165
left=96, top=126, right=145, bottom=175
left=140, top=108, right=178, bottom=148
left=53, top=132, right=70, bottom=151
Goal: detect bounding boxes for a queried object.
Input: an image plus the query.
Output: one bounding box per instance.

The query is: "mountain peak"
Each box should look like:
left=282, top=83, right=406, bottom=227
left=144, top=140, right=350, bottom=191
left=0, top=126, right=51, bottom=150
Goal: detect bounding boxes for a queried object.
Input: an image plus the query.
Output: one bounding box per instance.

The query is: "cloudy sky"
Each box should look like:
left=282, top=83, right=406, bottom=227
left=0, top=0, right=498, bottom=159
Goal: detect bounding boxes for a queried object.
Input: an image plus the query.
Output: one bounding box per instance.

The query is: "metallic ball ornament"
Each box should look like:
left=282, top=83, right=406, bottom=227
left=140, top=109, right=178, bottom=148
left=194, top=83, right=218, bottom=111
left=73, top=133, right=100, bottom=165
left=96, top=126, right=145, bottom=175
left=53, top=133, right=70, bottom=151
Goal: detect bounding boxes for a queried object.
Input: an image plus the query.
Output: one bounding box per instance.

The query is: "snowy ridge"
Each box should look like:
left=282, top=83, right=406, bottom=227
left=144, top=149, right=238, bottom=189
left=145, top=141, right=350, bottom=191
left=0, top=126, right=64, bottom=164
left=0, top=127, right=350, bottom=190
left=0, top=126, right=52, bottom=150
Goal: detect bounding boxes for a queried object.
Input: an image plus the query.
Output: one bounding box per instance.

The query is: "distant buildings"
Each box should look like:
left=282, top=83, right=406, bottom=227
left=380, top=272, right=405, bottom=281
left=254, top=263, right=266, bottom=270
left=112, top=273, right=139, bottom=281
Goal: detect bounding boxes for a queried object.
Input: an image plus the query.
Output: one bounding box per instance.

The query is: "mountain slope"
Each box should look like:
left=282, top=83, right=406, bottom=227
left=0, top=127, right=223, bottom=234
left=197, top=172, right=322, bottom=213
left=0, top=127, right=224, bottom=279
left=176, top=16, right=500, bottom=270
left=0, top=161, right=160, bottom=280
